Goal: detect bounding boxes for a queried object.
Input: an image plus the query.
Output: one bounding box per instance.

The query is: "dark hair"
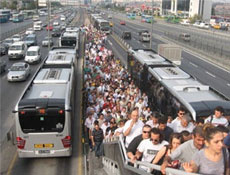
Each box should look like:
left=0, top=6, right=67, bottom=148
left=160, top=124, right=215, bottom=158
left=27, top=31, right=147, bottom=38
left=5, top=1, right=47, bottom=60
left=215, top=106, right=224, bottom=113
left=196, top=118, right=204, bottom=124
left=142, top=124, right=152, bottom=130
left=158, top=117, right=168, bottom=125
left=216, top=125, right=229, bottom=134
left=151, top=128, right=163, bottom=143
left=94, top=120, right=99, bottom=125
left=168, top=133, right=183, bottom=149
left=181, top=130, right=190, bottom=137
left=203, top=123, right=222, bottom=142
left=177, top=107, right=186, bottom=113
left=192, top=126, right=205, bottom=138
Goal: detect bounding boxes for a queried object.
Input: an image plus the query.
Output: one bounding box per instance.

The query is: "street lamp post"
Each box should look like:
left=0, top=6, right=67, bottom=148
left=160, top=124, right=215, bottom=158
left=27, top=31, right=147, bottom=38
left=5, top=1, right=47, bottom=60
left=48, top=0, right=51, bottom=51
left=150, top=0, right=154, bottom=49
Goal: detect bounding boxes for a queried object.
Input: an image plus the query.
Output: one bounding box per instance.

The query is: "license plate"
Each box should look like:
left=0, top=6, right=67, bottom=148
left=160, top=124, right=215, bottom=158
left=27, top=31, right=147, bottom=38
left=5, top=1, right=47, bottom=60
left=34, top=143, right=54, bottom=148
left=38, top=150, right=50, bottom=154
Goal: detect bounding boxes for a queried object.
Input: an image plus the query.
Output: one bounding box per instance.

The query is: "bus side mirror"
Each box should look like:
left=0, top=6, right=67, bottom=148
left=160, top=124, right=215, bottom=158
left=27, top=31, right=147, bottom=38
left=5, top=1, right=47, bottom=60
left=12, top=110, right=18, bottom=113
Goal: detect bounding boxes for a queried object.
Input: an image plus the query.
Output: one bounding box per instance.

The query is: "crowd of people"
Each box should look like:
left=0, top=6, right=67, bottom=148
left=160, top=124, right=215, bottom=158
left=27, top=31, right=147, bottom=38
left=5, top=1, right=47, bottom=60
left=83, top=25, right=230, bottom=175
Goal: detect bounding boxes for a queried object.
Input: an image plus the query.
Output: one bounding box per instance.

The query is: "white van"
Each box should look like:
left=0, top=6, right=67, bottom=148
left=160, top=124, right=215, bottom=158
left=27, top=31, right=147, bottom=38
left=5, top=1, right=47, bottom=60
left=25, top=46, right=41, bottom=64
left=33, top=21, right=43, bottom=31
left=8, top=41, right=27, bottom=60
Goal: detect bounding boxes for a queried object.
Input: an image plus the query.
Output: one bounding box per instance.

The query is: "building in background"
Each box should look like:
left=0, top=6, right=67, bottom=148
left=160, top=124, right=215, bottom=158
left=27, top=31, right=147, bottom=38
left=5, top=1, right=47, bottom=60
left=189, top=0, right=212, bottom=21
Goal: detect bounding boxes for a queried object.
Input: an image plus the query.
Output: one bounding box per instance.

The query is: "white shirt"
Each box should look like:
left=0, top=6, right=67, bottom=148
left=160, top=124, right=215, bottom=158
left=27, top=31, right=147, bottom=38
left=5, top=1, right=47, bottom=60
left=138, top=139, right=168, bottom=170
left=205, top=115, right=228, bottom=127
left=168, top=117, right=181, bottom=130
left=123, top=119, right=144, bottom=147
left=84, top=117, right=95, bottom=130
left=101, top=123, right=110, bottom=136
left=173, top=122, right=195, bottom=133
left=114, top=127, right=124, bottom=136
left=146, top=120, right=159, bottom=128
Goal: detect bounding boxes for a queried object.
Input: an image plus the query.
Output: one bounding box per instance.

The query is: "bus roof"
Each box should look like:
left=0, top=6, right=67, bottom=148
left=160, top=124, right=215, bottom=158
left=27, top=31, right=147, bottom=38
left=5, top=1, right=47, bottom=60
left=23, top=68, right=71, bottom=99
left=46, top=47, right=75, bottom=65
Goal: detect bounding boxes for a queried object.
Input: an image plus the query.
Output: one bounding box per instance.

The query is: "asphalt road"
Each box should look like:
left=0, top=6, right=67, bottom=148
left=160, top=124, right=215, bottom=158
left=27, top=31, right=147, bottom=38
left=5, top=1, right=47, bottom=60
left=1, top=8, right=87, bottom=175
left=106, top=14, right=230, bottom=99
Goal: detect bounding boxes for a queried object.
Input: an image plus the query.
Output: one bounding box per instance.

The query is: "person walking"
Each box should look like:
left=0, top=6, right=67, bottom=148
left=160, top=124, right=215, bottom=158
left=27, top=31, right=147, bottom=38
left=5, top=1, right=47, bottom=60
left=91, top=122, right=104, bottom=158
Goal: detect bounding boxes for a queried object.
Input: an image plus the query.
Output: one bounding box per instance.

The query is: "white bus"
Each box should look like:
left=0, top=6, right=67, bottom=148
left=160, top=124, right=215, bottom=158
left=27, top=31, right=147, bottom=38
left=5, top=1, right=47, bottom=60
left=14, top=47, right=76, bottom=158
left=59, top=30, right=79, bottom=51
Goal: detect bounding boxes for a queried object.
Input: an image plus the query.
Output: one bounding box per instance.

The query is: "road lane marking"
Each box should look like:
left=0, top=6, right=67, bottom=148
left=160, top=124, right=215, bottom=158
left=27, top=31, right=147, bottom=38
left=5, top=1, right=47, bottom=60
left=206, top=71, right=216, bottom=78
left=7, top=151, right=18, bottom=175
left=189, top=62, right=198, bottom=68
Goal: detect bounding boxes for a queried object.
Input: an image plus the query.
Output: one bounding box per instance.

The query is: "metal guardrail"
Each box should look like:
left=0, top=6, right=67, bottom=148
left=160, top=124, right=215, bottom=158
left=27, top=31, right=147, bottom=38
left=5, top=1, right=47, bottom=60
left=0, top=23, right=33, bottom=42
left=103, top=135, right=201, bottom=175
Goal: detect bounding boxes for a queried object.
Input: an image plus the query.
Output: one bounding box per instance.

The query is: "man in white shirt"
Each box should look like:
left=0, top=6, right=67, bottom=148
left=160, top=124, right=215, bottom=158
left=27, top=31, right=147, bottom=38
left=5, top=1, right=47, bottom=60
left=172, top=114, right=195, bottom=133
left=135, top=128, right=168, bottom=171
left=84, top=113, right=95, bottom=150
left=205, top=106, right=228, bottom=127
left=146, top=112, right=159, bottom=128
left=123, top=110, right=144, bottom=148
left=168, top=107, right=186, bottom=129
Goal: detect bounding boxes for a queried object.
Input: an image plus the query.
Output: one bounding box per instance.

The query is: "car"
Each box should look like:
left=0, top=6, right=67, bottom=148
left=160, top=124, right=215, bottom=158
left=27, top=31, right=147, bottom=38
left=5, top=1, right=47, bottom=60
left=8, top=41, right=28, bottom=60
left=3, top=38, right=14, bottom=48
left=0, top=60, right=6, bottom=74
left=7, top=62, right=30, bottom=82
left=198, top=22, right=209, bottom=29
left=108, top=15, right=112, bottom=19
left=122, top=31, right=132, bottom=39
left=46, top=25, right=53, bottom=31
left=24, top=34, right=37, bottom=47
left=120, top=21, right=126, bottom=25
left=53, top=21, right=59, bottom=26
left=52, top=28, right=62, bottom=37
left=0, top=43, right=8, bottom=55
left=42, top=37, right=53, bottom=47
left=25, top=28, right=35, bottom=35
left=179, top=33, right=190, bottom=42
left=12, top=34, right=23, bottom=42
left=138, top=30, right=150, bottom=42
left=25, top=46, right=41, bottom=64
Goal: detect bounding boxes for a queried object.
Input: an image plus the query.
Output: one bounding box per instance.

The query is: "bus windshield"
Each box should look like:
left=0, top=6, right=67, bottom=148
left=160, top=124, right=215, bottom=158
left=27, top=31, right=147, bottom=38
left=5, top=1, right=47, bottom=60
left=19, top=108, right=65, bottom=133
left=61, top=37, right=76, bottom=47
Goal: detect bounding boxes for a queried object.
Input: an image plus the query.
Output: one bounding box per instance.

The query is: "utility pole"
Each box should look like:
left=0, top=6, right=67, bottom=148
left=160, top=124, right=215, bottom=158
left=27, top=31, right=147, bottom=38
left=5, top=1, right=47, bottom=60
left=48, top=0, right=51, bottom=51
left=150, top=0, right=154, bottom=49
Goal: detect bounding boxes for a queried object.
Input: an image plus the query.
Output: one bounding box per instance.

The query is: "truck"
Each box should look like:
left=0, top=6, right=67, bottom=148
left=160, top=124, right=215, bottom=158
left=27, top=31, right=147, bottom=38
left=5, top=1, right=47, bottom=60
left=158, top=44, right=182, bottom=65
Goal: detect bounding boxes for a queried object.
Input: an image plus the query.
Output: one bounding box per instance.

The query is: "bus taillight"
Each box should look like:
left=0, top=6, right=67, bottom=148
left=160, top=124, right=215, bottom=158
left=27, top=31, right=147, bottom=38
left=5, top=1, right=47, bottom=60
left=61, top=136, right=71, bottom=148
left=16, top=137, right=26, bottom=149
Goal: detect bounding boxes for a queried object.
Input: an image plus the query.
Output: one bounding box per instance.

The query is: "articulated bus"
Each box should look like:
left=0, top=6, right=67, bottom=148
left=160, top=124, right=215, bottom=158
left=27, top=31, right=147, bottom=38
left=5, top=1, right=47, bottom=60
left=12, top=13, right=24, bottom=22
left=127, top=49, right=230, bottom=120
left=95, top=19, right=110, bottom=34
left=14, top=47, right=76, bottom=158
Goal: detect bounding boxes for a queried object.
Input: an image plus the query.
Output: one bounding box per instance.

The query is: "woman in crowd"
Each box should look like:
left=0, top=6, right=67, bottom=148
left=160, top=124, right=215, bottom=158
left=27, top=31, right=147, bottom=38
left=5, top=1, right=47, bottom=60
left=182, top=124, right=229, bottom=175
left=152, top=133, right=183, bottom=165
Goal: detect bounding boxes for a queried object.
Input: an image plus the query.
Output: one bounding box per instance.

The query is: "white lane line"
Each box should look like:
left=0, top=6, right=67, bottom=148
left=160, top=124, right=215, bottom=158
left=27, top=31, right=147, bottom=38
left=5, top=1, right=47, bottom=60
left=108, top=40, right=113, bottom=46
left=189, top=62, right=198, bottom=68
left=206, top=71, right=216, bottom=78
left=227, top=83, right=230, bottom=87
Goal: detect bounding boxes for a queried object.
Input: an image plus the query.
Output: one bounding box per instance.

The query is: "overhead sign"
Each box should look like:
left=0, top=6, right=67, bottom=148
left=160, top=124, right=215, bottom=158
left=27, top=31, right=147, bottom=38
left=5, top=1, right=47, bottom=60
left=39, top=0, right=47, bottom=7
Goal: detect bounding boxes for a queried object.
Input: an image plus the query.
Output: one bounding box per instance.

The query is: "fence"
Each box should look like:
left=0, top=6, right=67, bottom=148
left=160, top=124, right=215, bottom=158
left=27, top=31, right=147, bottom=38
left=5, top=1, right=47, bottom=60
left=103, top=135, right=201, bottom=175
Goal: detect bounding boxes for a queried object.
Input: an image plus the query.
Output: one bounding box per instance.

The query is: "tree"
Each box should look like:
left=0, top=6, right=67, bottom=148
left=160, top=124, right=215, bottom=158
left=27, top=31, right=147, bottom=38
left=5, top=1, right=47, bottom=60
left=189, top=14, right=202, bottom=24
